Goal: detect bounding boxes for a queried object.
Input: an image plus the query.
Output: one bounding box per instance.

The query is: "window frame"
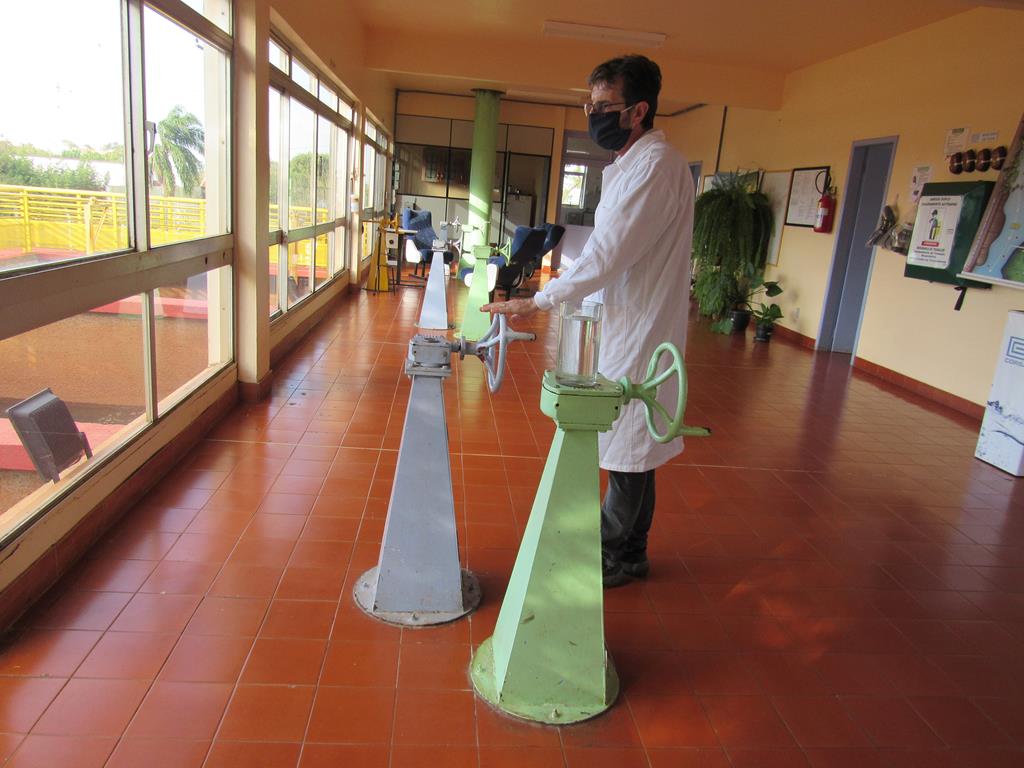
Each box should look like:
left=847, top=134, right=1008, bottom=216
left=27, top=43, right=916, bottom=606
left=267, top=33, right=355, bottom=316
left=0, top=0, right=235, bottom=548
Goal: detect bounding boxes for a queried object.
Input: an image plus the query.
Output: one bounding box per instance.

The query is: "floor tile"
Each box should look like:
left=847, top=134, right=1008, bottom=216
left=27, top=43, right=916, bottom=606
left=908, top=697, right=1013, bottom=747
left=840, top=696, right=946, bottom=748
left=646, top=748, right=732, bottom=768
left=105, top=738, right=210, bottom=768
left=110, top=593, right=202, bottom=634
left=299, top=744, right=389, bottom=768
left=206, top=740, right=301, bottom=768
left=563, top=746, right=650, bottom=768
left=125, top=681, right=232, bottom=739
left=240, top=637, right=326, bottom=684
left=320, top=640, right=399, bottom=687
left=475, top=699, right=561, bottom=747
left=218, top=684, right=315, bottom=742
left=391, top=744, right=477, bottom=768
left=772, top=696, right=872, bottom=747
left=32, top=677, right=149, bottom=737
left=478, top=746, right=565, bottom=768
left=559, top=697, right=643, bottom=748
left=29, top=590, right=131, bottom=632
left=397, top=641, right=471, bottom=690
left=0, top=677, right=66, bottom=733
left=627, top=692, right=719, bottom=747
left=700, top=695, right=796, bottom=748
left=5, top=734, right=116, bottom=768
left=392, top=688, right=476, bottom=745
left=184, top=596, right=269, bottom=636
left=0, top=629, right=101, bottom=677
left=74, top=631, right=177, bottom=679
left=306, top=685, right=394, bottom=743
left=159, top=634, right=253, bottom=682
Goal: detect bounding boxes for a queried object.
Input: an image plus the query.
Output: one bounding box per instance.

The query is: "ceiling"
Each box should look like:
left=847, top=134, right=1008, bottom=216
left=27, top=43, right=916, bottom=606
left=354, top=0, right=1021, bottom=110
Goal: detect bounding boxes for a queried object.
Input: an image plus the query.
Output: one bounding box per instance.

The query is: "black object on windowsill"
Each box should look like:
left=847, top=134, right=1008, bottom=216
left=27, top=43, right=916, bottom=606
left=6, top=389, right=92, bottom=483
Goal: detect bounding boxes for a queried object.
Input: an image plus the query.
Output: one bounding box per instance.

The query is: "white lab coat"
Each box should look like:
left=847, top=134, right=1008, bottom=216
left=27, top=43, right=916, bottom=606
left=535, top=130, right=693, bottom=472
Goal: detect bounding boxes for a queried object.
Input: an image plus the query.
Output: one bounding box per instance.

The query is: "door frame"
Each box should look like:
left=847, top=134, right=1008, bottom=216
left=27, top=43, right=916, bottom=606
left=816, top=135, right=899, bottom=357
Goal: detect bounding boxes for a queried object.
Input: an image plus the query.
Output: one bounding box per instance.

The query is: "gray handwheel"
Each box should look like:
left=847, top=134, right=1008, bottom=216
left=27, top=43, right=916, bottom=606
left=474, top=315, right=535, bottom=392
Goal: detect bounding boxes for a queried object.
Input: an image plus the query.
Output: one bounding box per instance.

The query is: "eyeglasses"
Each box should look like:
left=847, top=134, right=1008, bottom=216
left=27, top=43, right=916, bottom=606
left=582, top=101, right=636, bottom=116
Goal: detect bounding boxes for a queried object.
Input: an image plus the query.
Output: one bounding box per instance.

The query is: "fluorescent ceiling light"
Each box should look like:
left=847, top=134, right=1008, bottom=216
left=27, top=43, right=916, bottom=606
left=543, top=21, right=666, bottom=48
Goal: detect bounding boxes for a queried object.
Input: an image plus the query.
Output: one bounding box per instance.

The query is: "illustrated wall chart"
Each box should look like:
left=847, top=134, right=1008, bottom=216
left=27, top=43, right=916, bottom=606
left=961, top=111, right=1024, bottom=288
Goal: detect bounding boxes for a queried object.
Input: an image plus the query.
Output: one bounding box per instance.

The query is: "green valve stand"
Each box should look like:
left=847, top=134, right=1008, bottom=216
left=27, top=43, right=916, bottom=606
left=470, top=343, right=709, bottom=724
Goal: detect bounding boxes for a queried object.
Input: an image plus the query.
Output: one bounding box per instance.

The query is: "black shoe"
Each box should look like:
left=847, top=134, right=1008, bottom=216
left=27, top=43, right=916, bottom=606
left=602, top=561, right=631, bottom=589
left=620, top=556, right=650, bottom=579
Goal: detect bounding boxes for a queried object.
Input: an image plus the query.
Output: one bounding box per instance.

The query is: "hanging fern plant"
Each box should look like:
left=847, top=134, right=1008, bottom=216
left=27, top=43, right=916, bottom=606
left=691, top=173, right=774, bottom=331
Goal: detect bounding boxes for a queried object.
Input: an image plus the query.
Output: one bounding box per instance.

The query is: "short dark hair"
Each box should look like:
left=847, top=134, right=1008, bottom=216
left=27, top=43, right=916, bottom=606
left=588, top=54, right=661, bottom=129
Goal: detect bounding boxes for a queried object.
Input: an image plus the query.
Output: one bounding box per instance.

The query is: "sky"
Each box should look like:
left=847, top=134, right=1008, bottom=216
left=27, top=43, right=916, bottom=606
left=1, top=1, right=214, bottom=154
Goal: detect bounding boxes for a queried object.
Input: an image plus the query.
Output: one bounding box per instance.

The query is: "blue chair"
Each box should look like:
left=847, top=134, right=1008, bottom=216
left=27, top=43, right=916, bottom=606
left=494, top=226, right=548, bottom=299
left=401, top=208, right=457, bottom=276
left=542, top=224, right=566, bottom=259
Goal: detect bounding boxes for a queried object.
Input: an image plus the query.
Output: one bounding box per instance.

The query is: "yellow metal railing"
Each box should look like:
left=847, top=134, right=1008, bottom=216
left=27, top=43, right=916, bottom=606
left=0, top=184, right=330, bottom=266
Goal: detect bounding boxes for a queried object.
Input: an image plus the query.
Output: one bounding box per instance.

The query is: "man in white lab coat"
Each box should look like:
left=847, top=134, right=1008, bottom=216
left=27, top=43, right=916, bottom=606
left=483, top=55, right=694, bottom=587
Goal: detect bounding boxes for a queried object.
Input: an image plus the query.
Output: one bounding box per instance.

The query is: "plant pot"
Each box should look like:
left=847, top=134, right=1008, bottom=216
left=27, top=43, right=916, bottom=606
left=728, top=309, right=751, bottom=334
left=754, top=322, right=774, bottom=342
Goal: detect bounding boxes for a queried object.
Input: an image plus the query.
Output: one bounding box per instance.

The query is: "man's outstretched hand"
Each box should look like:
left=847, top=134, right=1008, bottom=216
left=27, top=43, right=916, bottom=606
left=480, top=297, right=540, bottom=322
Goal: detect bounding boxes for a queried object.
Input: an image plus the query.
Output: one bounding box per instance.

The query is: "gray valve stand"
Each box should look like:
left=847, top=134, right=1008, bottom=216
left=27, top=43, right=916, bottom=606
left=353, top=314, right=534, bottom=626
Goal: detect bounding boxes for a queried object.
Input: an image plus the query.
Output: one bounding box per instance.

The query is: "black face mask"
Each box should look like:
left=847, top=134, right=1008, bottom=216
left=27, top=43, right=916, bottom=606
left=588, top=107, right=635, bottom=151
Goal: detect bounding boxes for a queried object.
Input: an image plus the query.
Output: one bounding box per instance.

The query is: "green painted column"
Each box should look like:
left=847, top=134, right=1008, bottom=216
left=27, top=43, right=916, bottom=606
left=461, top=245, right=495, bottom=341
left=466, top=89, right=501, bottom=265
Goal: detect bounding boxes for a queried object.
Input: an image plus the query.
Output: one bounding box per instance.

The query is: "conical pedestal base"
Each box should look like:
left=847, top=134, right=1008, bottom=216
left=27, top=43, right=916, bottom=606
left=354, top=566, right=481, bottom=627
left=471, top=636, right=618, bottom=724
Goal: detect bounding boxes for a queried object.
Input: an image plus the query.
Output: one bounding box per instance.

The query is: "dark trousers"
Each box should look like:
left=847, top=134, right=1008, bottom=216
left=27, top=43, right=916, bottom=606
left=601, top=469, right=656, bottom=565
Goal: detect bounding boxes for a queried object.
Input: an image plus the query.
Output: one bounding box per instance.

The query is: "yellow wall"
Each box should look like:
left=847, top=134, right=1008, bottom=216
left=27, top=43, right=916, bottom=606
left=664, top=105, right=725, bottom=180
left=667, top=8, right=1024, bottom=406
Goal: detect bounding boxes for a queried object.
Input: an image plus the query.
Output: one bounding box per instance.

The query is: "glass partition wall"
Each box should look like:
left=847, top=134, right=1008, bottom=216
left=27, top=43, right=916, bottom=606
left=394, top=115, right=552, bottom=247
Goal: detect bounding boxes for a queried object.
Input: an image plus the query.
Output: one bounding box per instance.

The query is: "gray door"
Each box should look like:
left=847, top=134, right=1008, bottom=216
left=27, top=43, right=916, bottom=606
left=819, top=140, right=896, bottom=354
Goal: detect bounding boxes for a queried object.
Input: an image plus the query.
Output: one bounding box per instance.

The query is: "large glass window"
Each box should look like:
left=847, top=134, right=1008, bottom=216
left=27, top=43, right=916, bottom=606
left=561, top=164, right=587, bottom=207
left=268, top=36, right=354, bottom=312
left=288, top=100, right=316, bottom=230
left=0, top=1, right=234, bottom=545
left=154, top=266, right=233, bottom=414
left=0, top=303, right=146, bottom=539
left=144, top=6, right=230, bottom=246
left=0, top=0, right=129, bottom=274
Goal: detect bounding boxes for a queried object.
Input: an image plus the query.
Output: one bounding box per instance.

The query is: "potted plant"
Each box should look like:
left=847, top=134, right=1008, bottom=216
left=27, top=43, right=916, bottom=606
left=691, top=172, right=774, bottom=334
left=751, top=300, right=783, bottom=342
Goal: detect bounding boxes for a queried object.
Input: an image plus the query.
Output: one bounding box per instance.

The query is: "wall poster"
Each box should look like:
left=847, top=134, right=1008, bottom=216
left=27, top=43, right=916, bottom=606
left=960, top=111, right=1024, bottom=289
left=907, top=195, right=964, bottom=269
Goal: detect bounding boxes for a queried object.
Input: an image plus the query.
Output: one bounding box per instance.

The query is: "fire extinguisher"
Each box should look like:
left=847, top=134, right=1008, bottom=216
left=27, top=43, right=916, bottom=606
left=814, top=171, right=836, bottom=234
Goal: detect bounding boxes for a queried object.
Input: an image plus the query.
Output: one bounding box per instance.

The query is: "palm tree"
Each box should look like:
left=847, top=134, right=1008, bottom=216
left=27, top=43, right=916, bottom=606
left=149, top=106, right=204, bottom=196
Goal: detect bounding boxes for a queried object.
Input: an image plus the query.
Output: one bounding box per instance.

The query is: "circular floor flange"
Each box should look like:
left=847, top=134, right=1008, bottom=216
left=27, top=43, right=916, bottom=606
left=470, top=636, right=620, bottom=725
left=352, top=566, right=481, bottom=627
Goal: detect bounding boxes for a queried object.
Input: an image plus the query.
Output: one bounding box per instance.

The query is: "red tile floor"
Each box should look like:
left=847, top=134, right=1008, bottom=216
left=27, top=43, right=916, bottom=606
left=1, top=278, right=1023, bottom=767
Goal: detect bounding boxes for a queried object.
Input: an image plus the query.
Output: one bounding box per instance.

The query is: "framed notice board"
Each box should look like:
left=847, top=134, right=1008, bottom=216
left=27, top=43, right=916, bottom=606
left=785, top=166, right=830, bottom=227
